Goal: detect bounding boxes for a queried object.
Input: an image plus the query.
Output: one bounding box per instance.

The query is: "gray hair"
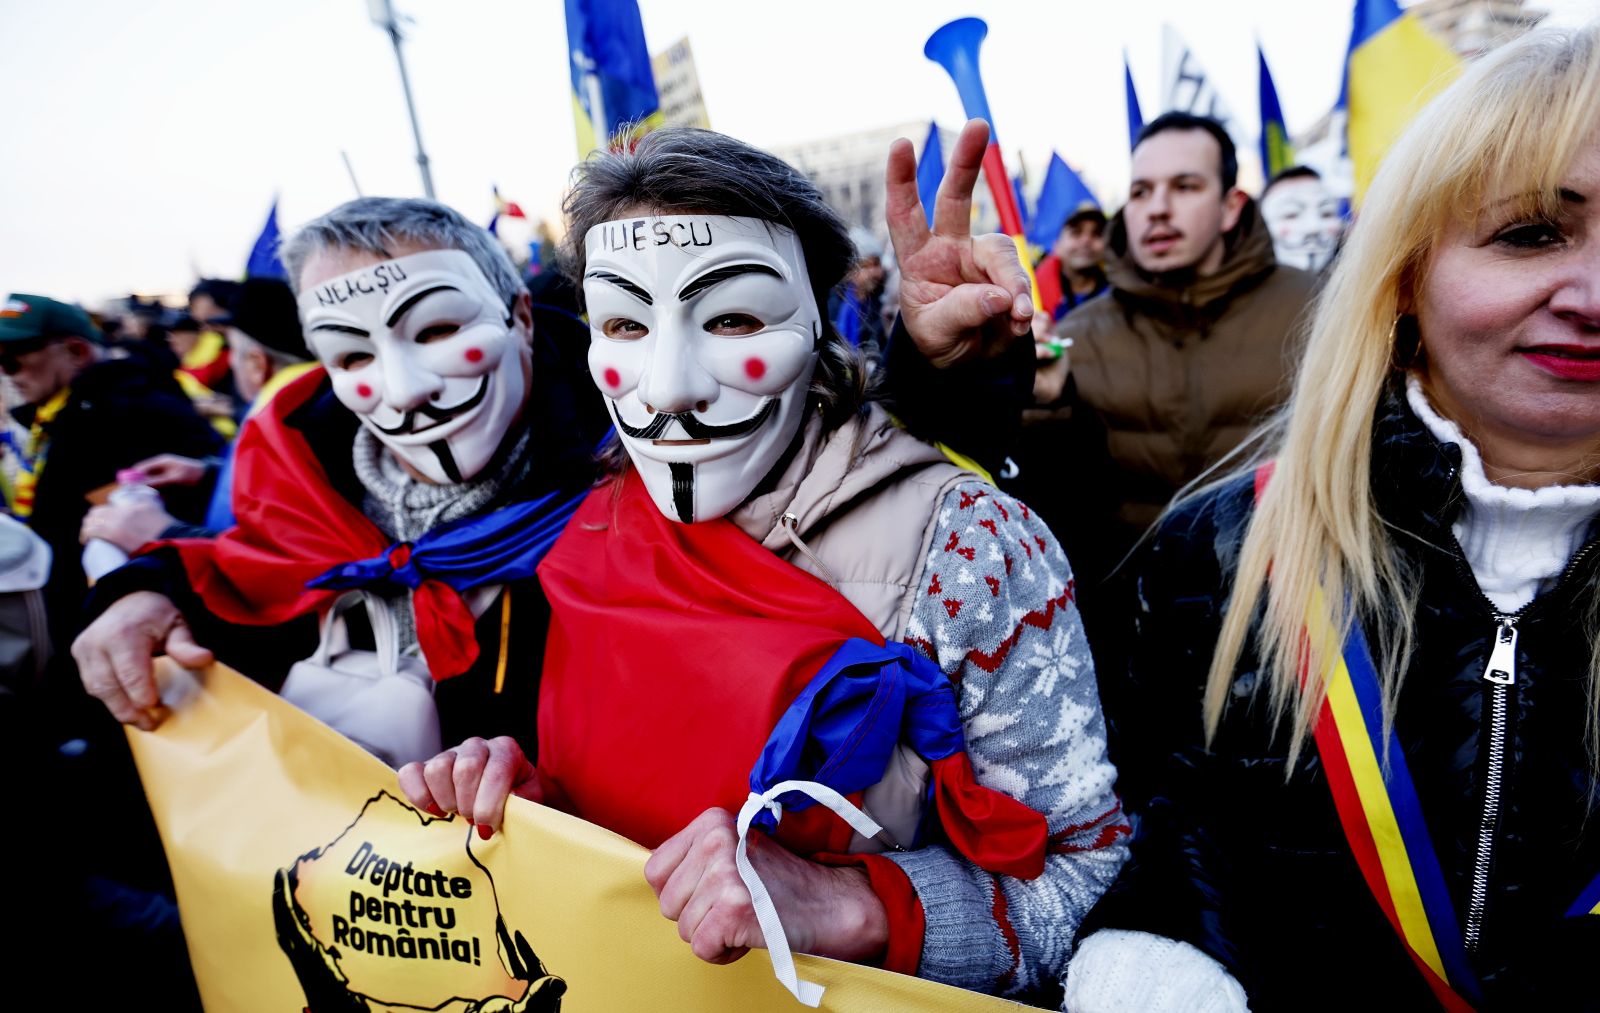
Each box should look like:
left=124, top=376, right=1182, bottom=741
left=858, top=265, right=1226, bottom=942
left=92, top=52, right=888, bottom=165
left=280, top=197, right=523, bottom=304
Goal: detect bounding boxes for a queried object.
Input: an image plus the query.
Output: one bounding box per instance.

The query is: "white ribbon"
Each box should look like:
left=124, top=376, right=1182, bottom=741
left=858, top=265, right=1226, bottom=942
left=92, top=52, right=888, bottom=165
left=734, top=779, right=885, bottom=1007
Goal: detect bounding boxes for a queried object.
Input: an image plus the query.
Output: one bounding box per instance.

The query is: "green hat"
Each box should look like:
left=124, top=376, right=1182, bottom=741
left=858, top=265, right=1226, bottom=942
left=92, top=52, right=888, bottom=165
left=0, top=293, right=104, bottom=344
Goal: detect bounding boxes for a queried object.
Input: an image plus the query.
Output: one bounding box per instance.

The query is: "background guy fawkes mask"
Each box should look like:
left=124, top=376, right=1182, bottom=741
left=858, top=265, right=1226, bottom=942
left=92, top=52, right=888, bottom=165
left=1260, top=177, right=1345, bottom=273
left=583, top=215, right=821, bottom=523
left=300, top=249, right=527, bottom=484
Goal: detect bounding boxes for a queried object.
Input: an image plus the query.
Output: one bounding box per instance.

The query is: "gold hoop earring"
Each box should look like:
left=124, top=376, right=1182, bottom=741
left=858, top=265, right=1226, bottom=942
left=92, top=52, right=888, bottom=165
left=1390, top=313, right=1421, bottom=368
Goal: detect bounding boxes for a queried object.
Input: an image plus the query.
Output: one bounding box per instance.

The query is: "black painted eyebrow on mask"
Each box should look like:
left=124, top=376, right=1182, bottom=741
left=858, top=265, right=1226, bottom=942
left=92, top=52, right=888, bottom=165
left=385, top=284, right=461, bottom=328
left=677, top=263, right=782, bottom=302
left=311, top=322, right=371, bottom=337
left=586, top=271, right=653, bottom=305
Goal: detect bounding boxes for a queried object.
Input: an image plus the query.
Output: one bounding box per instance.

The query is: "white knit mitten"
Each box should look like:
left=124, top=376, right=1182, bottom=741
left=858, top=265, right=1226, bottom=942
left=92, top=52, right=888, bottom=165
left=1062, top=930, right=1250, bottom=1013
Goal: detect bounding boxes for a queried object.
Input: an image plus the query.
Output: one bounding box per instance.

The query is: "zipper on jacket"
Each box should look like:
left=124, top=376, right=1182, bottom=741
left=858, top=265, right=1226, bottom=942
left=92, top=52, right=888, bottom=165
left=1432, top=466, right=1600, bottom=958
left=1448, top=535, right=1598, bottom=956
left=1463, top=614, right=1516, bottom=956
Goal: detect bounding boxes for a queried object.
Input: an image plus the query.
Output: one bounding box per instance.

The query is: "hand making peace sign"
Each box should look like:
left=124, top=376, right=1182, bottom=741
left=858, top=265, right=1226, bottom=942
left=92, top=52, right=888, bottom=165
left=885, top=118, right=1035, bottom=368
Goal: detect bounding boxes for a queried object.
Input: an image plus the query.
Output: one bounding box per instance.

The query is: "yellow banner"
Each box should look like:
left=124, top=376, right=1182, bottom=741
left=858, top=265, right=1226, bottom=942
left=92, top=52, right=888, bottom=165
left=130, top=660, right=1027, bottom=1012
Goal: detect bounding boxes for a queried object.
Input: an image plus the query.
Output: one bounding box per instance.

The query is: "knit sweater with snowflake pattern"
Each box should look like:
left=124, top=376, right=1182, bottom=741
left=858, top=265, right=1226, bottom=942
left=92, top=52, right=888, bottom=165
left=731, top=403, right=1130, bottom=1003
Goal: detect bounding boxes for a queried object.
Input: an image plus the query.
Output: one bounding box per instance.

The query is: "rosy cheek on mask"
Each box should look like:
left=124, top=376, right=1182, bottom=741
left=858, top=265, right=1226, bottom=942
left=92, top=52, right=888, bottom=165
left=588, top=353, right=643, bottom=396
left=412, top=322, right=509, bottom=380
left=695, top=328, right=813, bottom=396
left=329, top=369, right=385, bottom=414
left=587, top=341, right=645, bottom=398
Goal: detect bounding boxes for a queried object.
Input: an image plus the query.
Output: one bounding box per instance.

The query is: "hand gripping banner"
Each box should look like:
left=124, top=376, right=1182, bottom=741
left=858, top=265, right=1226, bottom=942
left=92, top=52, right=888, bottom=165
left=128, top=659, right=1030, bottom=1012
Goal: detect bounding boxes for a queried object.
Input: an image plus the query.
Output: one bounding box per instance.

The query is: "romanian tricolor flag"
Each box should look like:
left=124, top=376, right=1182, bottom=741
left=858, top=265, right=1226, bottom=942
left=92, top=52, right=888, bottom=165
left=1025, top=153, right=1098, bottom=252
left=1257, top=44, right=1294, bottom=180
left=1124, top=52, right=1144, bottom=151
left=245, top=198, right=287, bottom=280
left=1011, top=171, right=1032, bottom=235
left=1342, top=0, right=1460, bottom=202
left=486, top=185, right=526, bottom=236
left=564, top=0, right=664, bottom=157
left=493, top=185, right=526, bottom=221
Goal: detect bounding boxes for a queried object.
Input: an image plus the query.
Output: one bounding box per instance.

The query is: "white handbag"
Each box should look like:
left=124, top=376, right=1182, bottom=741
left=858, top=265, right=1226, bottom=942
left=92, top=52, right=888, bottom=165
left=279, top=590, right=442, bottom=769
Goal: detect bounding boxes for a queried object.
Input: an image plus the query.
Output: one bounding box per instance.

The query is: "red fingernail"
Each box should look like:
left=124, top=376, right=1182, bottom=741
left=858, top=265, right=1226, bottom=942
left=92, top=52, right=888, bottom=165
left=426, top=803, right=446, bottom=818
left=476, top=823, right=493, bottom=841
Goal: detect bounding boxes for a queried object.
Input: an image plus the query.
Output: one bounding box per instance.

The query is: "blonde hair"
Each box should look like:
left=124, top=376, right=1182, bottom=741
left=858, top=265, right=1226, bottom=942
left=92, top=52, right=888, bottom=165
left=1204, top=24, right=1600, bottom=777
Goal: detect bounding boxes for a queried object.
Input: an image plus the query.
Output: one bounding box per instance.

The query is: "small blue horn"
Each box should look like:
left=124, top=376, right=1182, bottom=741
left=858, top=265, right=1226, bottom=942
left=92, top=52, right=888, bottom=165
left=924, top=17, right=995, bottom=140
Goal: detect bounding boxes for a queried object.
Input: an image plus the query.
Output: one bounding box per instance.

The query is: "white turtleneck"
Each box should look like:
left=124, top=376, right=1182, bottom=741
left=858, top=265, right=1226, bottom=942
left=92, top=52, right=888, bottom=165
left=1405, top=375, right=1600, bottom=613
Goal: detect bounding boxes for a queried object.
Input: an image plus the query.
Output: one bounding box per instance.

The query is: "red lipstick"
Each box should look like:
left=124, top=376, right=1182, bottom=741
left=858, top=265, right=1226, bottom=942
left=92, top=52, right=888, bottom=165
left=1521, top=345, right=1600, bottom=382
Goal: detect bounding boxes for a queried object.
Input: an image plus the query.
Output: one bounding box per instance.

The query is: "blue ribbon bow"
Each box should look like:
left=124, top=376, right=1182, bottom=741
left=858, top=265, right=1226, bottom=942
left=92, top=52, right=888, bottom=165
left=748, top=637, right=966, bottom=835
left=308, top=487, right=587, bottom=594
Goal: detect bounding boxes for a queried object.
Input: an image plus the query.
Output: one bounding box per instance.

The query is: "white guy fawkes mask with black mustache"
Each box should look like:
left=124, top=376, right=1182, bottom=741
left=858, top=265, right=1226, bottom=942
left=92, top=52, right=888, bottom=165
left=299, top=249, right=528, bottom=484
left=1260, top=175, right=1345, bottom=273
left=583, top=215, right=821, bottom=523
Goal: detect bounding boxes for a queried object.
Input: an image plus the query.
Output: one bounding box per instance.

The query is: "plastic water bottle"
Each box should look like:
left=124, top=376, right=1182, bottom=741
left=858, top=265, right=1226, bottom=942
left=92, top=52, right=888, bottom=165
left=82, top=467, right=164, bottom=583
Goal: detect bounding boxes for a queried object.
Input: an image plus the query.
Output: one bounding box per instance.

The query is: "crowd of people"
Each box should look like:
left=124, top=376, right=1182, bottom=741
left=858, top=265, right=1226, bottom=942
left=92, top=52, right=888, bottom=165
left=4, top=19, right=1600, bottom=1011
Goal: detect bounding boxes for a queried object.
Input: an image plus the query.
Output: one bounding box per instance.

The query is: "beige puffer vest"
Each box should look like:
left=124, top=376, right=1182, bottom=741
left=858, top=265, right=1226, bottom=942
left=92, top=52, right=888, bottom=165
left=728, top=402, right=975, bottom=851
left=729, top=402, right=972, bottom=642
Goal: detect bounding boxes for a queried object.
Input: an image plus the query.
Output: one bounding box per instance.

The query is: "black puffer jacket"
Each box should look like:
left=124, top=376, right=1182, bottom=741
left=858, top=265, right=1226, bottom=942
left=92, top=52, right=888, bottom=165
left=1083, top=381, right=1600, bottom=1011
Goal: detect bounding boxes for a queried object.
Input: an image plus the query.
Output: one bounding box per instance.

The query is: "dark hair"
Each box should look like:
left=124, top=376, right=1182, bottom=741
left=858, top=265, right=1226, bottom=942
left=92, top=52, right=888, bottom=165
left=1261, top=164, right=1323, bottom=199
left=561, top=127, right=871, bottom=433
left=1135, top=112, right=1238, bottom=191
left=563, top=128, right=855, bottom=312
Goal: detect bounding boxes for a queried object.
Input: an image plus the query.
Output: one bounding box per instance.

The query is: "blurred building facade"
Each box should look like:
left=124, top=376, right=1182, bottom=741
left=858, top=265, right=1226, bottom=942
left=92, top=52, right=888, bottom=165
left=1410, top=0, right=1546, bottom=58
left=768, top=122, right=1001, bottom=246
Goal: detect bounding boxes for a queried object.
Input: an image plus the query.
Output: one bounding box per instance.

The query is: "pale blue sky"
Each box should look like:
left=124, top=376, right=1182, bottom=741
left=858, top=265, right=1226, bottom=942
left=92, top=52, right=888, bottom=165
left=1, top=0, right=1595, bottom=303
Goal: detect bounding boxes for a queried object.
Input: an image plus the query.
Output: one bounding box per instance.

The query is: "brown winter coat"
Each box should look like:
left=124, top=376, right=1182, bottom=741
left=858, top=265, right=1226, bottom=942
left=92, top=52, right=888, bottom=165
left=1045, top=198, right=1316, bottom=566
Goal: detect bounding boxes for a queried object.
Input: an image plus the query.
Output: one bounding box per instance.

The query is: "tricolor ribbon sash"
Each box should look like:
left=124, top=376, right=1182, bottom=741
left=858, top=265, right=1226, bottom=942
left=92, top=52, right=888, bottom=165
left=5, top=386, right=69, bottom=518
left=1307, top=603, right=1482, bottom=1011
left=1566, top=873, right=1600, bottom=918
left=1256, top=465, right=1482, bottom=1010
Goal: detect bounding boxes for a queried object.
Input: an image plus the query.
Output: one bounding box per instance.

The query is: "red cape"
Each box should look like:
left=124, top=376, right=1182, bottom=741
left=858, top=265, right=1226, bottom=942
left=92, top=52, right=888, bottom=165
left=536, top=470, right=886, bottom=851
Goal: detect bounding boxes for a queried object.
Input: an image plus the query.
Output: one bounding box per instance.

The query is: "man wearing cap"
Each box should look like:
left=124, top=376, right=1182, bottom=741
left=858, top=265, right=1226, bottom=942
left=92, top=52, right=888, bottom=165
left=0, top=293, right=222, bottom=650
left=1035, top=203, right=1109, bottom=322
left=80, top=278, right=318, bottom=547
left=215, top=277, right=317, bottom=412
